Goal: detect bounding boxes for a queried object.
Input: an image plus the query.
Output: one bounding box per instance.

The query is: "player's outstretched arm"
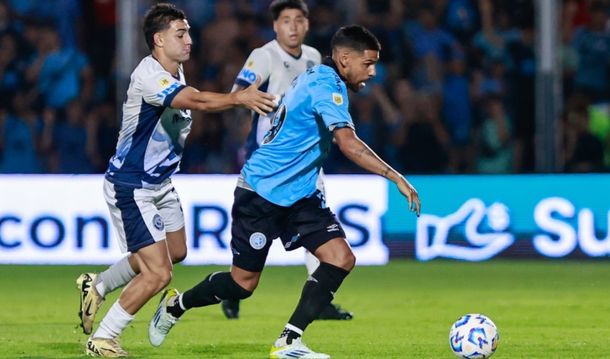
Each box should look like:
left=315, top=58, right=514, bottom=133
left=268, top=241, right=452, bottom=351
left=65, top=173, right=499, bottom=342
left=334, top=127, right=421, bottom=216
left=170, top=81, right=276, bottom=115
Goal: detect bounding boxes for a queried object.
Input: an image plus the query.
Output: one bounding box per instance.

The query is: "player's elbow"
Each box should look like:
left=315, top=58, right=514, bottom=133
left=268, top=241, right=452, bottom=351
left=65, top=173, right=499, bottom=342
left=336, top=135, right=359, bottom=157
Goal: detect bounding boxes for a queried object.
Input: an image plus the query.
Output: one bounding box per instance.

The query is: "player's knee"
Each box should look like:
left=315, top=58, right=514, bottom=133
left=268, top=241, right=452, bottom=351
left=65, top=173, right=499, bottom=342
left=145, top=267, right=173, bottom=291
left=328, top=250, right=355, bottom=271
left=341, top=251, right=356, bottom=271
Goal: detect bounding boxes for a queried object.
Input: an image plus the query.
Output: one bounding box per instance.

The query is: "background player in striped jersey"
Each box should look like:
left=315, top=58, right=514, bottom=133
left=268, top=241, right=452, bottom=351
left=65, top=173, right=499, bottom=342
left=75, top=3, right=275, bottom=357
left=222, top=0, right=353, bottom=322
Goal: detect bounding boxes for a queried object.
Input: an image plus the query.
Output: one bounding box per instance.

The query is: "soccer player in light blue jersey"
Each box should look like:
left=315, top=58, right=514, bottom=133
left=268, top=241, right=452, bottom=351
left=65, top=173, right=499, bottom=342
left=149, top=25, right=421, bottom=359
left=221, top=0, right=352, bottom=322
left=74, top=3, right=275, bottom=357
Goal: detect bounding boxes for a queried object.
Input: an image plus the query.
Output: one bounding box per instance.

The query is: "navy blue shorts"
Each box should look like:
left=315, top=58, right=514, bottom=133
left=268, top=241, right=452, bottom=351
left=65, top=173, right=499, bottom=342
left=230, top=187, right=345, bottom=272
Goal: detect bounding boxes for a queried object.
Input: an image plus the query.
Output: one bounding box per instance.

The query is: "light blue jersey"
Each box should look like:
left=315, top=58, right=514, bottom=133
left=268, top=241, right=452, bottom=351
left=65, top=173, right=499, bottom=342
left=242, top=61, right=354, bottom=206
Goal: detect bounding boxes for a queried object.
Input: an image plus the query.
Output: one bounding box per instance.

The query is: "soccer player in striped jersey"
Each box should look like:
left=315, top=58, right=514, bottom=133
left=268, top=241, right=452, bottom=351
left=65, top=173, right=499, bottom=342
left=221, top=0, right=353, bottom=322
left=75, top=3, right=275, bottom=357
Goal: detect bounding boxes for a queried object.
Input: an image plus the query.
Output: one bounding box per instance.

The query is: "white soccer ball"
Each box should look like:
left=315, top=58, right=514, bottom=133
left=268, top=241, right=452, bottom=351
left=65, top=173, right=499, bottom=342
left=449, top=313, right=499, bottom=358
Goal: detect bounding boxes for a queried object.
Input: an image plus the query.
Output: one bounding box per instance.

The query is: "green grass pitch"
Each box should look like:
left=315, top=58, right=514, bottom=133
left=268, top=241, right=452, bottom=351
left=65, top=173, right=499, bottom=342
left=1, top=260, right=610, bottom=358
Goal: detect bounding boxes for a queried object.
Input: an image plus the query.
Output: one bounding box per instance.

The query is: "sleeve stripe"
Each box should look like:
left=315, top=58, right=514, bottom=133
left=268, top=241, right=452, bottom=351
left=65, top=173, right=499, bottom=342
left=234, top=78, right=253, bottom=88
left=163, top=84, right=186, bottom=107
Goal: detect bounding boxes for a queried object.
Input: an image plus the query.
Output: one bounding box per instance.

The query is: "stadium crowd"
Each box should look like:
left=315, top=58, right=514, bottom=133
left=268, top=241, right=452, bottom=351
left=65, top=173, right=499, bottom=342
left=0, top=0, right=608, bottom=175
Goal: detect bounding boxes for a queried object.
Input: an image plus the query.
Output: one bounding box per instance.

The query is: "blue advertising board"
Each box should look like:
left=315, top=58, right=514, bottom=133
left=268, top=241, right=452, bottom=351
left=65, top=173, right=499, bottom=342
left=384, top=174, right=610, bottom=260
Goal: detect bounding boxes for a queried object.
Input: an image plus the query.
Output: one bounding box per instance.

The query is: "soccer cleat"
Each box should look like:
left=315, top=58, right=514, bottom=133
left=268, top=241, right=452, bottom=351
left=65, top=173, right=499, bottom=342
left=316, top=303, right=353, bottom=320
left=149, top=288, right=180, bottom=347
left=85, top=337, right=128, bottom=357
left=77, top=273, right=105, bottom=334
left=221, top=299, right=240, bottom=319
left=270, top=337, right=330, bottom=359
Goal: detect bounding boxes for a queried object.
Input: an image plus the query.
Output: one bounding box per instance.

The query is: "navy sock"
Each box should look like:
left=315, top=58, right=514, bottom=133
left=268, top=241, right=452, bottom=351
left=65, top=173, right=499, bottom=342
left=169, top=272, right=252, bottom=318
left=287, top=262, right=350, bottom=332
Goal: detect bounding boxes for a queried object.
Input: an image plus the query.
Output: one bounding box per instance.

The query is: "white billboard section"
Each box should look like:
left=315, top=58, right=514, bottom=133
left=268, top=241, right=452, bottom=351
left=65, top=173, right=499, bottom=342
left=0, top=175, right=125, bottom=264
left=0, top=175, right=388, bottom=265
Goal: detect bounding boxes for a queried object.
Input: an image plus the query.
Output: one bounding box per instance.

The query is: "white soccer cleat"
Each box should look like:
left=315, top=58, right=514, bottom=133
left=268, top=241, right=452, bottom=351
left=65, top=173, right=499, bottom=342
left=76, top=273, right=105, bottom=335
left=269, top=337, right=330, bottom=359
left=85, top=337, right=128, bottom=357
left=149, top=288, right=180, bottom=347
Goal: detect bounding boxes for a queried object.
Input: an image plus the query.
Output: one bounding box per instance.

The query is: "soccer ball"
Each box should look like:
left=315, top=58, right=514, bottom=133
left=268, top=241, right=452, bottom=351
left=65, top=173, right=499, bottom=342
left=449, top=313, right=499, bottom=358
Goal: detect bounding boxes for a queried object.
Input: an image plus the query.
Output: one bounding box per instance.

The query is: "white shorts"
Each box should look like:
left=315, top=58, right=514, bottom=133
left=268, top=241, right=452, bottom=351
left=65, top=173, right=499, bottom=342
left=103, top=178, right=185, bottom=253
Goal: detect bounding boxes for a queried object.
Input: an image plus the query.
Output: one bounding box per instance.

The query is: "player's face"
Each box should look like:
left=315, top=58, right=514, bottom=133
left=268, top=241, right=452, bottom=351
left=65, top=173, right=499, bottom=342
left=344, top=50, right=379, bottom=92
left=273, top=9, right=309, bottom=50
left=158, top=19, right=192, bottom=62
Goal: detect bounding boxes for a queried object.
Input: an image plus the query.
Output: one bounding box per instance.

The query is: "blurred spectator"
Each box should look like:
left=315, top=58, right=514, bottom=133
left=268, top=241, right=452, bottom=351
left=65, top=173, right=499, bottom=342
left=442, top=55, right=473, bottom=172
left=40, top=100, right=96, bottom=173
left=91, top=102, right=119, bottom=172
left=475, top=95, right=513, bottom=173
left=564, top=106, right=605, bottom=172
left=404, top=5, right=460, bottom=93
left=443, top=0, right=479, bottom=45
left=507, top=25, right=536, bottom=172
left=570, top=2, right=610, bottom=102
left=0, top=90, right=42, bottom=173
left=0, top=33, right=21, bottom=109
left=394, top=90, right=450, bottom=173
left=472, top=1, right=520, bottom=69
left=27, top=24, right=93, bottom=110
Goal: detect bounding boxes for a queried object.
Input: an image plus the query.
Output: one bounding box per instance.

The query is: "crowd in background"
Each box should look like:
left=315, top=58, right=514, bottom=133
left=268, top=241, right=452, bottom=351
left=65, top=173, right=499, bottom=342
left=0, top=0, right=609, bottom=175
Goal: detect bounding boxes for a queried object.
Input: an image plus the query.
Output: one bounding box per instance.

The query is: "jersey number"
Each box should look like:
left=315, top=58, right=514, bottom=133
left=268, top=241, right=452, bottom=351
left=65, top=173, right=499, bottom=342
left=262, top=104, right=286, bottom=144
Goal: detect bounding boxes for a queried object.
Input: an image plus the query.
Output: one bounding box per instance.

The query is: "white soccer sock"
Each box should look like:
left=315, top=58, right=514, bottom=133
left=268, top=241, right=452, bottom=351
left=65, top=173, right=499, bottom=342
left=304, top=250, right=320, bottom=276
left=96, top=256, right=137, bottom=298
left=93, top=301, right=134, bottom=339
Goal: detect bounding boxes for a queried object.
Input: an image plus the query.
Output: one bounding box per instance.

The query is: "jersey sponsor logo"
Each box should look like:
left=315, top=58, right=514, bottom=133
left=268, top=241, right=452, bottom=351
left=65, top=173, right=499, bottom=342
left=156, top=82, right=180, bottom=99
left=153, top=214, right=165, bottom=231
left=159, top=78, right=171, bottom=88
left=332, top=92, right=344, bottom=106
left=249, top=232, right=267, bottom=250
left=238, top=68, right=257, bottom=83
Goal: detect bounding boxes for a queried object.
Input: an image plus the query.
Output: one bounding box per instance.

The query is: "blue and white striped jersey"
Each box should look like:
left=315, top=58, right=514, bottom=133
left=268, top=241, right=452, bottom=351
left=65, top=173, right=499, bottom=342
left=233, top=40, right=321, bottom=158
left=241, top=61, right=354, bottom=206
left=106, top=56, right=191, bottom=188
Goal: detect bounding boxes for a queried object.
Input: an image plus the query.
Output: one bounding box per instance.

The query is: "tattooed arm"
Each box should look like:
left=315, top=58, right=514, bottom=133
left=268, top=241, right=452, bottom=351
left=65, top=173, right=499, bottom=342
left=333, top=127, right=421, bottom=216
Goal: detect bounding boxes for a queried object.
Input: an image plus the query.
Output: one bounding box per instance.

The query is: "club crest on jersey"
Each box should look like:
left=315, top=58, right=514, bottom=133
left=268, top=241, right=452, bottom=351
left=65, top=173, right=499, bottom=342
left=249, top=232, right=267, bottom=250
left=332, top=92, right=343, bottom=106
left=158, top=78, right=171, bottom=88
left=306, top=60, right=315, bottom=69
left=247, top=60, right=254, bottom=68
left=152, top=214, right=164, bottom=231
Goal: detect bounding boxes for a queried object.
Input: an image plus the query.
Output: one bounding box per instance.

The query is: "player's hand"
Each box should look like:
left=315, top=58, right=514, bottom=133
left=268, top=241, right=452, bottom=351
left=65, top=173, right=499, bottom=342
left=397, top=177, right=421, bottom=217
left=236, top=78, right=277, bottom=116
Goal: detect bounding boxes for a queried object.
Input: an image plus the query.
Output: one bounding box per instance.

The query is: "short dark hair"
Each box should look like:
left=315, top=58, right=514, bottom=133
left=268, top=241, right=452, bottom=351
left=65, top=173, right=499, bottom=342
left=331, top=25, right=381, bottom=53
left=143, top=3, right=186, bottom=51
left=269, top=0, right=309, bottom=20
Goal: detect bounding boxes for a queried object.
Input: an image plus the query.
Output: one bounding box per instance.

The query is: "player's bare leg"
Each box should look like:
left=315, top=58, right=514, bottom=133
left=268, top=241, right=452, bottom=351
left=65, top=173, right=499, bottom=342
left=77, top=228, right=186, bottom=335
left=87, top=240, right=173, bottom=356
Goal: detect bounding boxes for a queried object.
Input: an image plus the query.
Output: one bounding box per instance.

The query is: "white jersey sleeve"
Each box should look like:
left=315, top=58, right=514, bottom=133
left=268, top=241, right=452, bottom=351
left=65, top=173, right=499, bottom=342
left=140, top=69, right=186, bottom=107
left=233, top=48, right=271, bottom=88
